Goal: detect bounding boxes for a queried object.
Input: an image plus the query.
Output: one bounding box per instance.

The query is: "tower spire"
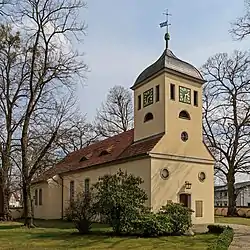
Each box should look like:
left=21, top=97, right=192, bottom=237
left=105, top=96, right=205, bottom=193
left=159, top=9, right=172, bottom=49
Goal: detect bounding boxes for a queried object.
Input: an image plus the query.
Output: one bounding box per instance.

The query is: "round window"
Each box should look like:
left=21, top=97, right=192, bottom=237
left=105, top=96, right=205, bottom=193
left=181, top=131, right=188, bottom=142
left=160, top=168, right=169, bottom=180
left=198, top=172, right=206, bottom=182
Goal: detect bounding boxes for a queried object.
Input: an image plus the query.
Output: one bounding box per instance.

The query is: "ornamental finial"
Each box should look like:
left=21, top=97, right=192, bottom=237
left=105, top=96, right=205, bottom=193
left=159, top=9, right=172, bottom=49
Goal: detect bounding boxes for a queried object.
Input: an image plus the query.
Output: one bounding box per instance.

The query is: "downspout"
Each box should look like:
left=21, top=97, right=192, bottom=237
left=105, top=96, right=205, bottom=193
left=59, top=175, right=64, bottom=219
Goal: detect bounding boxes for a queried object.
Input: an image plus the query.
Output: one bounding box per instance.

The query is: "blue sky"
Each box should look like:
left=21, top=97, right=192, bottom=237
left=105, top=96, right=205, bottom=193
left=77, top=0, right=249, bottom=121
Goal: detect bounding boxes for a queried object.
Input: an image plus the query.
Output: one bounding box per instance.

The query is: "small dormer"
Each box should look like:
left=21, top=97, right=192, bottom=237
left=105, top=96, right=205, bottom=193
left=99, top=145, right=114, bottom=157
left=79, top=156, right=88, bottom=162
left=79, top=152, right=93, bottom=162
left=99, top=150, right=109, bottom=156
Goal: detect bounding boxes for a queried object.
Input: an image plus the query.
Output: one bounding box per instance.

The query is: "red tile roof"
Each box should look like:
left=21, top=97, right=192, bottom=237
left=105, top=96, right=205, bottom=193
left=33, top=129, right=163, bottom=183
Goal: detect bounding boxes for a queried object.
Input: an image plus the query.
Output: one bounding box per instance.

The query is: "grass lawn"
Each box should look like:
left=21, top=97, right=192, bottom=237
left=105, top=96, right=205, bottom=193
left=215, top=216, right=250, bottom=226
left=0, top=220, right=218, bottom=250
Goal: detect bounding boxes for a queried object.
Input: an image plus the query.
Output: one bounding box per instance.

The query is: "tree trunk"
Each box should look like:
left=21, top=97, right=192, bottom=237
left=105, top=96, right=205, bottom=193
left=0, top=158, right=11, bottom=221
left=3, top=187, right=10, bottom=220
left=23, top=183, right=34, bottom=227
left=0, top=175, right=4, bottom=220
left=227, top=172, right=237, bottom=216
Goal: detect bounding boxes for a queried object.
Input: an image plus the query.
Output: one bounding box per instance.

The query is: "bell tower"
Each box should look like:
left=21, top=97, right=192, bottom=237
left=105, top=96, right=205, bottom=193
left=131, top=12, right=206, bottom=150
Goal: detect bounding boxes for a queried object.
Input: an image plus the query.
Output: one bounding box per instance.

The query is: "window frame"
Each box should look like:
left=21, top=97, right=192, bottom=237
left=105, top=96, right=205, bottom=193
left=34, top=189, right=38, bottom=206
left=179, top=110, right=191, bottom=120
left=195, top=200, right=203, bottom=217
left=138, top=95, right=141, bottom=110
left=170, top=84, right=175, bottom=100
left=39, top=188, right=42, bottom=206
left=70, top=180, right=75, bottom=202
left=144, top=112, right=154, bottom=123
left=84, top=178, right=90, bottom=194
left=155, top=85, right=160, bottom=102
left=194, top=90, right=198, bottom=106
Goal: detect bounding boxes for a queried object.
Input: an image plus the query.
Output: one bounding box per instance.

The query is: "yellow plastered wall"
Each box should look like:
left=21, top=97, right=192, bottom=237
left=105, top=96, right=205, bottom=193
left=162, top=73, right=212, bottom=159
left=32, top=182, right=49, bottom=219
left=62, top=158, right=151, bottom=216
left=32, top=176, right=62, bottom=219
left=134, top=74, right=165, bottom=141
left=150, top=156, right=214, bottom=224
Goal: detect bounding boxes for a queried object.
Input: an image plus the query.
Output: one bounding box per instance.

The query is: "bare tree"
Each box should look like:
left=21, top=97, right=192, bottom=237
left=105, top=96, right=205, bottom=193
left=231, top=0, right=250, bottom=39
left=0, top=0, right=88, bottom=227
left=94, top=85, right=133, bottom=138
left=56, top=114, right=99, bottom=155
left=202, top=50, right=250, bottom=216
left=0, top=0, right=9, bottom=16
left=0, top=24, right=26, bottom=220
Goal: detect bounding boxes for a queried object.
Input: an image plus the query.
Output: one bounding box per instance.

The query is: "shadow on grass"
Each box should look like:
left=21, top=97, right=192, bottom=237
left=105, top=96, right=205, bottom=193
left=0, top=220, right=219, bottom=250
left=27, top=228, right=214, bottom=240
left=27, top=231, right=133, bottom=248
left=0, top=224, right=22, bottom=230
left=15, top=219, right=76, bottom=229
left=31, top=220, right=110, bottom=230
left=33, top=219, right=74, bottom=229
left=28, top=230, right=135, bottom=239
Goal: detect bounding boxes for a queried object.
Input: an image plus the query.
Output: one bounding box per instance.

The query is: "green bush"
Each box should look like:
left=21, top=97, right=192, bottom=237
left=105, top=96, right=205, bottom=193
left=64, top=192, right=97, bottom=234
left=159, top=203, right=193, bottom=235
left=93, top=169, right=148, bottom=235
left=133, top=212, right=173, bottom=237
left=64, top=207, right=73, bottom=222
left=133, top=203, right=193, bottom=237
left=207, top=226, right=234, bottom=250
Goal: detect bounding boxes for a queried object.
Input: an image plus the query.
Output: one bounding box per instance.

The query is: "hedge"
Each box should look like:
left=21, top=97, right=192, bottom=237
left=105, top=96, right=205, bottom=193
left=207, top=225, right=225, bottom=234
left=207, top=225, right=234, bottom=250
left=133, top=203, right=193, bottom=237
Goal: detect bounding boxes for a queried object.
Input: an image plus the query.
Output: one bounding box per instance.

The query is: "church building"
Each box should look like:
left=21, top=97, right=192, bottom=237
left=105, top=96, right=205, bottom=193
left=31, top=30, right=215, bottom=224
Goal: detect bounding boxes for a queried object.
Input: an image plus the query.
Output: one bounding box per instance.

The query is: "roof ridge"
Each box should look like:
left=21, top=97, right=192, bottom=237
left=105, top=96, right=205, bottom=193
left=68, top=129, right=134, bottom=156
left=32, top=130, right=165, bottom=184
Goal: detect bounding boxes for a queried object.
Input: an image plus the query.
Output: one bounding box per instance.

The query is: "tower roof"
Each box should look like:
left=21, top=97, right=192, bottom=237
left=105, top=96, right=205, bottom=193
left=131, top=49, right=204, bottom=89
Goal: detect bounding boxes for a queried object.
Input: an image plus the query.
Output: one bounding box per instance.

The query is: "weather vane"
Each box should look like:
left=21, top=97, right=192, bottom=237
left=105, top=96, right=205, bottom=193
left=159, top=9, right=172, bottom=49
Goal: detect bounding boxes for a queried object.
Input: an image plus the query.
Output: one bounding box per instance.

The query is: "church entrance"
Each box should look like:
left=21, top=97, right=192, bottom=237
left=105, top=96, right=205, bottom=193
left=179, top=194, right=191, bottom=208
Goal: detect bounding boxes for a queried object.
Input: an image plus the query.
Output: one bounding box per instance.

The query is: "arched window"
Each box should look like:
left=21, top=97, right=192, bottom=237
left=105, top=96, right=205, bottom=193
left=179, top=110, right=191, bottom=120
left=39, top=189, right=43, bottom=206
left=34, top=189, right=38, bottom=206
left=84, top=178, right=90, bottom=194
left=144, top=112, right=154, bottom=123
left=70, top=181, right=75, bottom=202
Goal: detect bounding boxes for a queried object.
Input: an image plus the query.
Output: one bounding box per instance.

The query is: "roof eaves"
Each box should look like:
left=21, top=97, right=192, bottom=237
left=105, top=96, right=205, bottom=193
left=59, top=153, right=150, bottom=177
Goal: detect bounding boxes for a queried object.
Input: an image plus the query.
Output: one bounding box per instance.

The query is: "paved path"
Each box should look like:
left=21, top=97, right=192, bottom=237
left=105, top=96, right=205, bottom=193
left=193, top=223, right=250, bottom=250
left=226, top=224, right=250, bottom=250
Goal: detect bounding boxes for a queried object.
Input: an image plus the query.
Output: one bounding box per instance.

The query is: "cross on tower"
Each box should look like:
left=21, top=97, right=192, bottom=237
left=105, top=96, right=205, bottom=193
left=159, top=9, right=172, bottom=49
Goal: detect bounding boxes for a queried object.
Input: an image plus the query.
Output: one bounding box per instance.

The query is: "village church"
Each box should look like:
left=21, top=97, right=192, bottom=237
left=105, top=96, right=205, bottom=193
left=31, top=31, right=215, bottom=224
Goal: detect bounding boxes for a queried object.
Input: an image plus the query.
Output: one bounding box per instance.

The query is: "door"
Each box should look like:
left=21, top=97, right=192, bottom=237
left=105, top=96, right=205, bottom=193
left=180, top=194, right=191, bottom=208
